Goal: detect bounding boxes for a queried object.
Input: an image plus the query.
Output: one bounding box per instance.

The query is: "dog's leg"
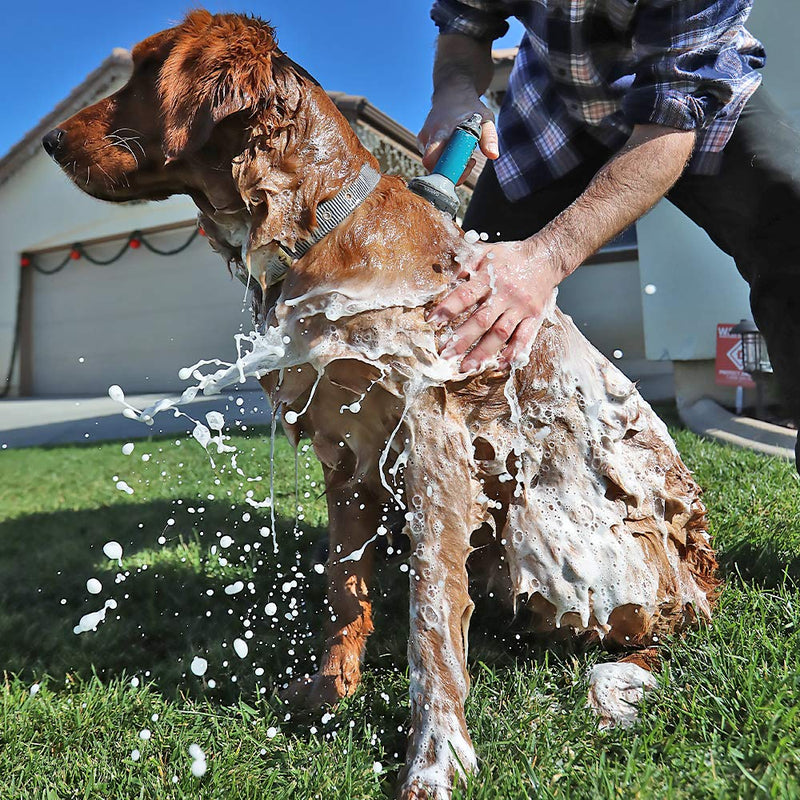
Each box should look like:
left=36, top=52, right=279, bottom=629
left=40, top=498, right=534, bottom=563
left=283, top=469, right=379, bottom=708
left=398, top=394, right=481, bottom=800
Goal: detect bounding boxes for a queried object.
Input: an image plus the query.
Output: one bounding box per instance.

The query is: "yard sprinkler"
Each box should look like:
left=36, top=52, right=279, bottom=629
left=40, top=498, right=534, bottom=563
left=409, top=113, right=483, bottom=218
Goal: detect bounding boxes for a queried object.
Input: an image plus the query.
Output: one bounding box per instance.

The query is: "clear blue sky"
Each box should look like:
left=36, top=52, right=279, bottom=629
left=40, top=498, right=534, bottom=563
left=0, top=1, right=524, bottom=158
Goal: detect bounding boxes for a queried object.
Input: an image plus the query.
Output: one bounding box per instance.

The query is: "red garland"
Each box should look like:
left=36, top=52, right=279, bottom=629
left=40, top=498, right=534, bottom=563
left=22, top=225, right=199, bottom=272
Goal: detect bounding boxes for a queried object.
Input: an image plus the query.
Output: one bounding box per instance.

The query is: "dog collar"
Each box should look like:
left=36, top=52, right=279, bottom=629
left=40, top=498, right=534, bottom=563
left=280, top=162, right=382, bottom=261
left=232, top=163, right=381, bottom=290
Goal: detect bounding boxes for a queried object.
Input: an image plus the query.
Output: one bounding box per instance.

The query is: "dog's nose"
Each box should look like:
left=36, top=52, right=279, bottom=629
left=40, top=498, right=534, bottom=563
left=42, top=128, right=66, bottom=158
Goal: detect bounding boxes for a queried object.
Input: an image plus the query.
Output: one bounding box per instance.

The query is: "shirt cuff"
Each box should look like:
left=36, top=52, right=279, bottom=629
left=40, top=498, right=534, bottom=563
left=431, top=0, right=509, bottom=42
left=622, top=88, right=722, bottom=131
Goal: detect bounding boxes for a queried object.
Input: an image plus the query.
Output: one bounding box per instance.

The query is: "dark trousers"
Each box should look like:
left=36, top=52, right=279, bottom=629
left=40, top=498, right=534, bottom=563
left=463, top=87, right=800, bottom=423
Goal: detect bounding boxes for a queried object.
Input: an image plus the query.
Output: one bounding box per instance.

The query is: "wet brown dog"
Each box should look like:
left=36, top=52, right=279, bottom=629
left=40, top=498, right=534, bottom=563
left=45, top=11, right=719, bottom=798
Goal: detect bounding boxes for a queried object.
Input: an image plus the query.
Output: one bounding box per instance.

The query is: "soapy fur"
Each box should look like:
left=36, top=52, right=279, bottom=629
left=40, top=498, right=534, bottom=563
left=49, top=12, right=719, bottom=799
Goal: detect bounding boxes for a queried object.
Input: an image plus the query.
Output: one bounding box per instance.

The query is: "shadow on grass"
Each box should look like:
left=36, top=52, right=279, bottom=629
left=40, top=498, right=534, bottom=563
left=0, top=492, right=579, bottom=710
left=0, top=498, right=335, bottom=702
left=716, top=541, right=800, bottom=587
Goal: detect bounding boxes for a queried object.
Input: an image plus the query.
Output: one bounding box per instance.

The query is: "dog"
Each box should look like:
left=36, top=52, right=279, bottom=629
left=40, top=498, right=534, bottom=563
left=44, top=11, right=719, bottom=798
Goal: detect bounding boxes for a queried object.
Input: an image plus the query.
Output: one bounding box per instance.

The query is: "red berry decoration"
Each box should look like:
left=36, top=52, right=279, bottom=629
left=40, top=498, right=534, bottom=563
left=198, top=227, right=206, bottom=236
left=70, top=249, right=81, bottom=260
left=129, top=238, right=141, bottom=249
left=20, top=256, right=31, bottom=268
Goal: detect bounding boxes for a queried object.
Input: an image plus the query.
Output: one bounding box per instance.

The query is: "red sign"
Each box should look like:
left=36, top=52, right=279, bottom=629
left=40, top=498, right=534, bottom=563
left=715, top=323, right=756, bottom=388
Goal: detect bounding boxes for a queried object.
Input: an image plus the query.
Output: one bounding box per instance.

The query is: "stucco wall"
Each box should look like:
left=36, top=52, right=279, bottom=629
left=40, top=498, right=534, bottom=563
left=0, top=148, right=207, bottom=395
left=637, top=0, right=799, bottom=407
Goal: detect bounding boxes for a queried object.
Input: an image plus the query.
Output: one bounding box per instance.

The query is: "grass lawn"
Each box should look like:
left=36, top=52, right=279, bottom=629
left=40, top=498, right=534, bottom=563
left=0, top=408, right=799, bottom=799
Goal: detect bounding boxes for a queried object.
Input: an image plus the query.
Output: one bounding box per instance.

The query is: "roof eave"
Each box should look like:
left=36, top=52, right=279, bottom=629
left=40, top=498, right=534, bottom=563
left=0, top=49, right=134, bottom=188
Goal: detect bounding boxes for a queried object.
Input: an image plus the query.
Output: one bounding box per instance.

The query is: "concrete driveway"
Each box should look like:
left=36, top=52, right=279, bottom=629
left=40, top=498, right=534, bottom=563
left=0, top=383, right=271, bottom=449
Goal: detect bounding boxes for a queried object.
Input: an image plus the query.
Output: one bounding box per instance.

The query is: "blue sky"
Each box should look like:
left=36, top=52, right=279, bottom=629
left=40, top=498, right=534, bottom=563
left=0, top=1, right=524, bottom=158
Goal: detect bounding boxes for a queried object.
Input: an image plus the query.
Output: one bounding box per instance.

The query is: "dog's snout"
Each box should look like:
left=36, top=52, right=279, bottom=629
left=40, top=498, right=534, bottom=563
left=42, top=128, right=66, bottom=159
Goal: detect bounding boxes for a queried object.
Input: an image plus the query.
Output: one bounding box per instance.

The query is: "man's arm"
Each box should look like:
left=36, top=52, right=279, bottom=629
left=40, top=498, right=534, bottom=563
left=418, top=33, right=500, bottom=174
left=429, top=124, right=696, bottom=371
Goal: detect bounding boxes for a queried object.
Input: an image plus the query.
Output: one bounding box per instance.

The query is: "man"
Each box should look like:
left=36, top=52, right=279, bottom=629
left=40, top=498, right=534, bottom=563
left=419, top=0, right=800, bottom=468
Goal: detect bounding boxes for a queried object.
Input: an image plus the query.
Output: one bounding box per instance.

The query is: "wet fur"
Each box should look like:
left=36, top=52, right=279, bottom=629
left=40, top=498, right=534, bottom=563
left=50, top=11, right=720, bottom=799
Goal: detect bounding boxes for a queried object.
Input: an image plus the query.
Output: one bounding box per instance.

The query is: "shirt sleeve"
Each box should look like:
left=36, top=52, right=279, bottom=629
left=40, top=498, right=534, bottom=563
left=622, top=0, right=766, bottom=131
left=430, top=0, right=510, bottom=42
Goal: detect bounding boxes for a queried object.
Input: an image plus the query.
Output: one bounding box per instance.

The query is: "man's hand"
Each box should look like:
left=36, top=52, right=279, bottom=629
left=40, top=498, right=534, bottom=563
left=428, top=239, right=561, bottom=372
left=429, top=124, right=696, bottom=373
left=418, top=97, right=499, bottom=182
left=418, top=33, right=499, bottom=183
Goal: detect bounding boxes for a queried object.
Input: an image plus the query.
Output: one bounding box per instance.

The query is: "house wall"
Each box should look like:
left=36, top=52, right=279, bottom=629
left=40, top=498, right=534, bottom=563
left=28, top=228, right=247, bottom=396
left=0, top=146, right=243, bottom=396
left=637, top=0, right=800, bottom=407
left=557, top=255, right=672, bottom=394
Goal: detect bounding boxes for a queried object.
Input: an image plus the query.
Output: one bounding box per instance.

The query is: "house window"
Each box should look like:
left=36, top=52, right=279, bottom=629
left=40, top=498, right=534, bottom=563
left=586, top=224, right=638, bottom=264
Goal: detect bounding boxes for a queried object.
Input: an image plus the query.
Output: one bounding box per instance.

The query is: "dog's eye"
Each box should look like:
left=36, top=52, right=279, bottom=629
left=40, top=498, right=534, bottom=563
left=249, top=194, right=262, bottom=206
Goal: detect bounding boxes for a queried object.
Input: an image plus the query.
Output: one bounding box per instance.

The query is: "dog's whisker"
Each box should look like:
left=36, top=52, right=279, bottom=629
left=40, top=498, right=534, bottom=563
left=96, top=164, right=116, bottom=189
left=101, top=134, right=142, bottom=167
left=110, top=127, right=144, bottom=137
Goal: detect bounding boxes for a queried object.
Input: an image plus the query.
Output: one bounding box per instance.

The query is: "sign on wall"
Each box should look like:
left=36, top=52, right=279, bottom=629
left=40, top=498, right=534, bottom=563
left=715, top=323, right=756, bottom=388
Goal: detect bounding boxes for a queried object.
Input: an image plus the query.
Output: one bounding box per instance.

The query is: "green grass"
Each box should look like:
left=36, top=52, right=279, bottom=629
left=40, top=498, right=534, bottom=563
left=0, top=413, right=799, bottom=799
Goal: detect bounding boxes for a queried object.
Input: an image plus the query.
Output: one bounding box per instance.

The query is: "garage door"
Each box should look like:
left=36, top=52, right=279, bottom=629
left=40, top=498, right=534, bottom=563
left=30, top=226, right=252, bottom=396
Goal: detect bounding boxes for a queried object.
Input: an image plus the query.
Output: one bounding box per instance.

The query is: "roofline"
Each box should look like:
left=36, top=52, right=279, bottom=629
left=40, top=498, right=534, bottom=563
left=0, top=49, right=133, bottom=188
left=492, top=47, right=519, bottom=64
left=488, top=46, right=518, bottom=98
left=328, top=91, right=482, bottom=189
left=329, top=92, right=420, bottom=158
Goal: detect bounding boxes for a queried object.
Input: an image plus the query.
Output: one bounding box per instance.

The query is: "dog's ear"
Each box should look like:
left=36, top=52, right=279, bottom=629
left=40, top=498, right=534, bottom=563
left=159, top=11, right=298, bottom=162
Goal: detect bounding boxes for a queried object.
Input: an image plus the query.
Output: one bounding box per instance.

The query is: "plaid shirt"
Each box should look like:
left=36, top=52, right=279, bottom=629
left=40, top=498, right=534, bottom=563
left=431, top=0, right=765, bottom=201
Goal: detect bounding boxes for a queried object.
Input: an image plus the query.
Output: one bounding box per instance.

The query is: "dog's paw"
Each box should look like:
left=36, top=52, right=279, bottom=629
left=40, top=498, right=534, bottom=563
left=278, top=672, right=356, bottom=709
left=397, top=777, right=449, bottom=800
left=397, top=737, right=477, bottom=800
left=587, top=661, right=657, bottom=729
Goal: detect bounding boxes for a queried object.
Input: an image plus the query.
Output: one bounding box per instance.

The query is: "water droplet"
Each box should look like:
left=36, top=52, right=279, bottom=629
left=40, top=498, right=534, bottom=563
left=190, top=759, right=207, bottom=778
left=103, top=541, right=123, bottom=561
left=190, top=657, right=208, bottom=677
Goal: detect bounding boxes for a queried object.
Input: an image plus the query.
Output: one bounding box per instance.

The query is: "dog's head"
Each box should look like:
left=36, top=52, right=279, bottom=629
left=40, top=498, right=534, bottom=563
left=44, top=10, right=374, bottom=268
